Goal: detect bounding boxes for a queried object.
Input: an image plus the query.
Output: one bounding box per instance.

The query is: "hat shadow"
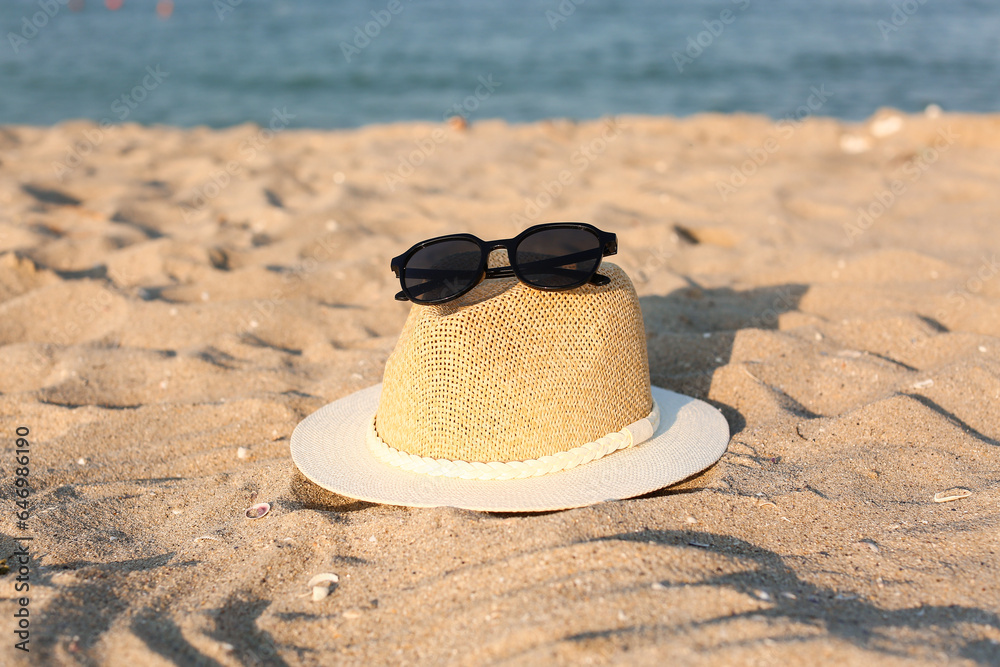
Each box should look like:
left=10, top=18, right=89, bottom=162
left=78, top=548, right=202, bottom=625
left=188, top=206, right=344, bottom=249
left=639, top=283, right=808, bottom=435
left=287, top=469, right=377, bottom=516
left=630, top=283, right=807, bottom=501
left=560, top=529, right=1000, bottom=664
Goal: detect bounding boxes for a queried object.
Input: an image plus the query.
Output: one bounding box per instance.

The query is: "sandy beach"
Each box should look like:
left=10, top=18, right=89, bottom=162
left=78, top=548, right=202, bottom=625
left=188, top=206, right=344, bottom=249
left=1, top=111, right=998, bottom=665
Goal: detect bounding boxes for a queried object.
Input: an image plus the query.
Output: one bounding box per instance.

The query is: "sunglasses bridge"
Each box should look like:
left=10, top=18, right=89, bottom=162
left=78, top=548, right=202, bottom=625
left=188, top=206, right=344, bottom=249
left=481, top=240, right=516, bottom=279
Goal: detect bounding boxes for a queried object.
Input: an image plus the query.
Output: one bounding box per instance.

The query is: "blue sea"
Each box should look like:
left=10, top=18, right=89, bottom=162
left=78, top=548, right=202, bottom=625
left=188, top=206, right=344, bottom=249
left=1, top=0, right=998, bottom=129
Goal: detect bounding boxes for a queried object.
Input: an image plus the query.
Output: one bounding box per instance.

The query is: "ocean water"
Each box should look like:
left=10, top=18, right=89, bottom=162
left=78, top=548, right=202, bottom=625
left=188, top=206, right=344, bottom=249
left=1, top=0, right=998, bottom=129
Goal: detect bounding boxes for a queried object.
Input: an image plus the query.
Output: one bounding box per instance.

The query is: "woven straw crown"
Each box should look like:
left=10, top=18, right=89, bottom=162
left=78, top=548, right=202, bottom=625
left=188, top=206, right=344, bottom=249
left=374, top=262, right=653, bottom=463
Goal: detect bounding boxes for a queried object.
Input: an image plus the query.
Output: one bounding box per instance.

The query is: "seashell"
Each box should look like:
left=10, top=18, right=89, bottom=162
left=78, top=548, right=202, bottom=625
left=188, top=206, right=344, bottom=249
left=933, top=488, right=971, bottom=503
left=237, top=447, right=249, bottom=459
left=308, top=573, right=340, bottom=601
left=870, top=114, right=903, bottom=138
left=245, top=502, right=270, bottom=519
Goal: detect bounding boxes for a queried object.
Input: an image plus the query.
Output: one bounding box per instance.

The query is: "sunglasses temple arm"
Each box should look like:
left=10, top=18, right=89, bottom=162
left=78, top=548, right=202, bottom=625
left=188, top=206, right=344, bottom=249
left=589, top=273, right=611, bottom=286
left=490, top=264, right=610, bottom=286
left=487, top=257, right=610, bottom=285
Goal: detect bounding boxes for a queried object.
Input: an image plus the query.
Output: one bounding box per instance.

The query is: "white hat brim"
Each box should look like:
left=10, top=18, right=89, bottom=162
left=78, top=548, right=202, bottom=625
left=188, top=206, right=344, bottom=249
left=290, top=384, right=730, bottom=512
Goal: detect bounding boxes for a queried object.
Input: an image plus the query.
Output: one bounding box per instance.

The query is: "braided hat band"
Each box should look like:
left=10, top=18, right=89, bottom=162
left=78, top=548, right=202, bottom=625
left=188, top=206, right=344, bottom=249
left=368, top=401, right=660, bottom=481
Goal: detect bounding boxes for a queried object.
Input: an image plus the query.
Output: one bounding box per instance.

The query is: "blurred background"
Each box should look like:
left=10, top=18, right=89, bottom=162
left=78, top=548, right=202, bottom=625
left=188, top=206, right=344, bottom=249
left=1, top=0, right=998, bottom=128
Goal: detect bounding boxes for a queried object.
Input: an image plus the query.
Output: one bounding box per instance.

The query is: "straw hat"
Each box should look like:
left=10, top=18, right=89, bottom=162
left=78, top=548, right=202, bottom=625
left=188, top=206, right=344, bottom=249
left=291, top=263, right=729, bottom=512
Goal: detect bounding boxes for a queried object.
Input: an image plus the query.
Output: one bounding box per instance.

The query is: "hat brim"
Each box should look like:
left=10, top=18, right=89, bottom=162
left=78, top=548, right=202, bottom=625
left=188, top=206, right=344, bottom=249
left=290, top=384, right=730, bottom=512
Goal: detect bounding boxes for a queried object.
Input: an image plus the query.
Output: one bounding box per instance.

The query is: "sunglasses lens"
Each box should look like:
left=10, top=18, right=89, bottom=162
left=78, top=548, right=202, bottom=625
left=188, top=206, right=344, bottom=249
left=515, top=228, right=602, bottom=288
left=403, top=239, right=482, bottom=303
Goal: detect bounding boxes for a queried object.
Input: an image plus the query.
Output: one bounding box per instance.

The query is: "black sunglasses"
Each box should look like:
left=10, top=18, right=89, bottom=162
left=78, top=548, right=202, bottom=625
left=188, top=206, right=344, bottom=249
left=391, top=222, right=618, bottom=304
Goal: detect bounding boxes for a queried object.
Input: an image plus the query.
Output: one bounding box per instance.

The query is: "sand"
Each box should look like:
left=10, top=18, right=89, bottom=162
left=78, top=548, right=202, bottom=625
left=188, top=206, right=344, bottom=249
left=0, top=110, right=998, bottom=666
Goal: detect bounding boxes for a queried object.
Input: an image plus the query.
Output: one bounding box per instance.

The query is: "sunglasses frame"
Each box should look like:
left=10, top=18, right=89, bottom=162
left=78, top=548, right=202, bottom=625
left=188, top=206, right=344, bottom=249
left=391, top=222, right=618, bottom=305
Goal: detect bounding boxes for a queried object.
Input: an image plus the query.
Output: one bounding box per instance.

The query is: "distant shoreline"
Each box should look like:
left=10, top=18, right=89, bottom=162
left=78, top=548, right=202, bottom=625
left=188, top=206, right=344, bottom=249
left=4, top=106, right=997, bottom=133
